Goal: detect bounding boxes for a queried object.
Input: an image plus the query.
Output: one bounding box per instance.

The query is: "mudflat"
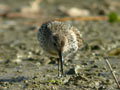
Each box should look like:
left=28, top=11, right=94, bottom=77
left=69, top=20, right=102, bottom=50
left=0, top=0, right=120, bottom=89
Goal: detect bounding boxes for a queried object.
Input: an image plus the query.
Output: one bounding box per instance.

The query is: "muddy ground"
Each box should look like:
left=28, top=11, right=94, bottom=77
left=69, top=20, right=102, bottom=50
left=0, top=0, right=120, bottom=90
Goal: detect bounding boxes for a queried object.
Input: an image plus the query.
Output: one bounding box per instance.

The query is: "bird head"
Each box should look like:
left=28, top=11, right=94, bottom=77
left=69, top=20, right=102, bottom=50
left=51, top=34, right=66, bottom=53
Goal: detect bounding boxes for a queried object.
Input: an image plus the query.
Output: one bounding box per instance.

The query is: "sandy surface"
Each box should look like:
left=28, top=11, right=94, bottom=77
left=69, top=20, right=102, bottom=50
left=0, top=0, right=120, bottom=90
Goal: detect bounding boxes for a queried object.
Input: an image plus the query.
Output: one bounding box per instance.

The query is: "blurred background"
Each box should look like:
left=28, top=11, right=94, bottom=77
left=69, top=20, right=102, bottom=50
left=0, top=0, right=120, bottom=90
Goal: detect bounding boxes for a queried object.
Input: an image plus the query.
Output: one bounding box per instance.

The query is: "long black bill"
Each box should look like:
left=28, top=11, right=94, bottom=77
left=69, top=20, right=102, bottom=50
left=59, top=51, right=64, bottom=76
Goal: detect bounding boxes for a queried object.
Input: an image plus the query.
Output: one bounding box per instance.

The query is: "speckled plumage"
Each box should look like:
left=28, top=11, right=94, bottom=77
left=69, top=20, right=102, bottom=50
left=38, top=21, right=83, bottom=56
left=37, top=21, right=83, bottom=76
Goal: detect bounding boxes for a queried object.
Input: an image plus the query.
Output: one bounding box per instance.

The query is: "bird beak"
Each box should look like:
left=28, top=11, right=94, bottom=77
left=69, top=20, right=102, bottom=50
left=59, top=51, right=62, bottom=61
left=58, top=51, right=64, bottom=75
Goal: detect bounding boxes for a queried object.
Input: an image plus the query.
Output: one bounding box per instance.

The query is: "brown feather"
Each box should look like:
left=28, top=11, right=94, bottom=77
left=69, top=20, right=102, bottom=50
left=72, top=27, right=83, bottom=48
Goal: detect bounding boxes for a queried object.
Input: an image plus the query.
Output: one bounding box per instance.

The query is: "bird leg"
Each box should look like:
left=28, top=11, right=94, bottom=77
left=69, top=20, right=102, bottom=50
left=59, top=51, right=64, bottom=76
left=57, top=58, right=60, bottom=77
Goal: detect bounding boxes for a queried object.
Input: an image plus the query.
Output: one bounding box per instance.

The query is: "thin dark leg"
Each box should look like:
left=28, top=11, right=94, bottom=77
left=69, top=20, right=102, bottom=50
left=58, top=51, right=64, bottom=76
left=57, top=58, right=60, bottom=76
left=60, top=57, right=64, bottom=75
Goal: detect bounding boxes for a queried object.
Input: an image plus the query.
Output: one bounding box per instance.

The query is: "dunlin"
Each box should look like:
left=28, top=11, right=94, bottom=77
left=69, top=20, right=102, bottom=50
left=37, top=21, right=83, bottom=76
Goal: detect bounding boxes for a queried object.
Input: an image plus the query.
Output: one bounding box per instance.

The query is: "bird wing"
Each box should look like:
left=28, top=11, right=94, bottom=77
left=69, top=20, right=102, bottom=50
left=72, top=27, right=83, bottom=48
